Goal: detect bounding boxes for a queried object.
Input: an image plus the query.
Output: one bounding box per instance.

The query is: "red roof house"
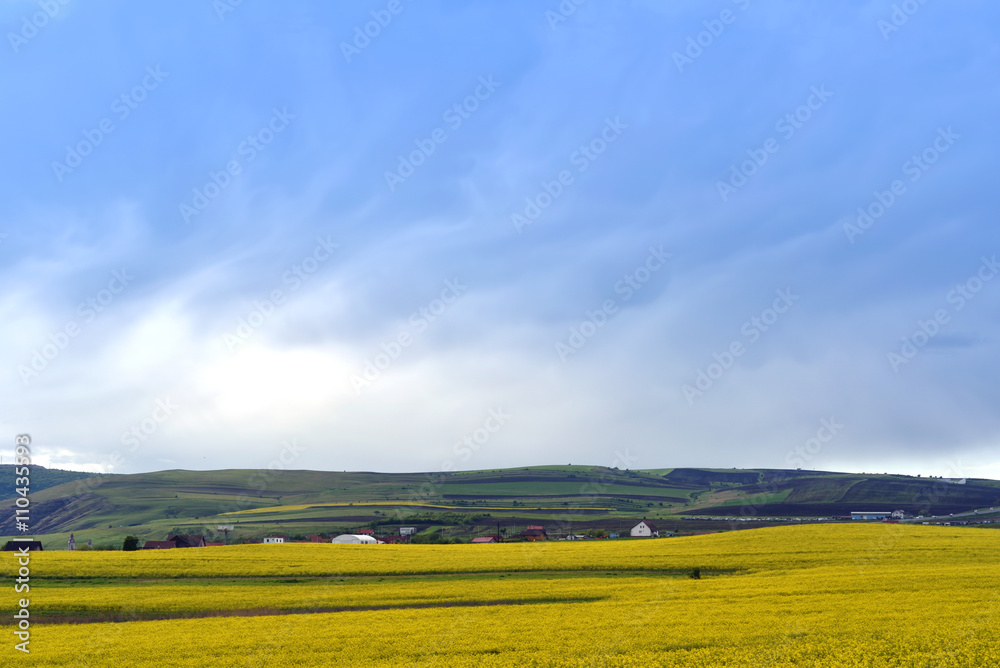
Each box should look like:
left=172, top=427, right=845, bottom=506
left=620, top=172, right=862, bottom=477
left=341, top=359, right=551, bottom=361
left=166, top=534, right=206, bottom=548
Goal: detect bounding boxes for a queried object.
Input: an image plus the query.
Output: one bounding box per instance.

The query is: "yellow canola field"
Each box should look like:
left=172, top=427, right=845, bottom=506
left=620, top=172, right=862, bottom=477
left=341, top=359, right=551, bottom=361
left=29, top=574, right=619, bottom=617
left=17, top=566, right=1000, bottom=667
left=2, top=524, right=998, bottom=666
left=13, top=523, right=997, bottom=579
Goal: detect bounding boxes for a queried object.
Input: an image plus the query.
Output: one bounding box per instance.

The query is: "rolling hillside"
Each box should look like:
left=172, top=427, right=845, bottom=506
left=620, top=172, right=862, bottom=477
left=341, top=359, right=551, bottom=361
left=3, top=465, right=999, bottom=549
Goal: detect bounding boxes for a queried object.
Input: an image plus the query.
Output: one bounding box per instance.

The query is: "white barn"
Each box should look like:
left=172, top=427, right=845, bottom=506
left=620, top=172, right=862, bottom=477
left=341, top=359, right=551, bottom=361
left=630, top=520, right=659, bottom=537
left=332, top=534, right=378, bottom=544
left=262, top=536, right=285, bottom=543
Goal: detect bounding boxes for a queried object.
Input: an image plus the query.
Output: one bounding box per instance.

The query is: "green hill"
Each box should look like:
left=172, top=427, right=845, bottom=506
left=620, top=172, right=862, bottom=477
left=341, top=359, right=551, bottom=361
left=0, top=464, right=106, bottom=493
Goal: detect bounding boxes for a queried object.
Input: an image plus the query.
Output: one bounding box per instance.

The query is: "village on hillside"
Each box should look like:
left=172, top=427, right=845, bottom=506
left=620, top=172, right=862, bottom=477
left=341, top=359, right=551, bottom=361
left=49, top=519, right=671, bottom=551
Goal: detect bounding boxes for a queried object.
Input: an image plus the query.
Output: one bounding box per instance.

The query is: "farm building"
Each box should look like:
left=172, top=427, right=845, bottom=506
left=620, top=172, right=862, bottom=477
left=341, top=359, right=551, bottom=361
left=472, top=535, right=499, bottom=543
left=851, top=512, right=890, bottom=520
left=262, top=536, right=285, bottom=543
left=206, top=542, right=226, bottom=547
left=520, top=526, right=547, bottom=541
left=630, top=520, right=658, bottom=537
left=332, top=534, right=379, bottom=544
left=167, top=534, right=206, bottom=548
left=356, top=528, right=375, bottom=535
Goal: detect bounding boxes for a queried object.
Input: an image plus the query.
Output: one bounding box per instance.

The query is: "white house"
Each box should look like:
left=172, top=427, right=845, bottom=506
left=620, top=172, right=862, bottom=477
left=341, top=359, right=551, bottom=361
left=262, top=536, right=285, bottom=543
left=332, top=534, right=378, bottom=544
left=630, top=520, right=659, bottom=537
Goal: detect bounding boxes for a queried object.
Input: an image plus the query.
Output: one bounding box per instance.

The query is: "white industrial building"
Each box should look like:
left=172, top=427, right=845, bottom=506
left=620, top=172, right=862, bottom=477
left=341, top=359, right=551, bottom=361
left=262, top=536, right=285, bottom=543
left=332, top=534, right=379, bottom=544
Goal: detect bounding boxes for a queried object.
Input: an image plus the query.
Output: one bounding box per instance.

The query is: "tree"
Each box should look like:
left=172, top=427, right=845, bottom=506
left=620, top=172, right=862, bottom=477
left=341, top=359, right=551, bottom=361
left=122, top=535, right=140, bottom=551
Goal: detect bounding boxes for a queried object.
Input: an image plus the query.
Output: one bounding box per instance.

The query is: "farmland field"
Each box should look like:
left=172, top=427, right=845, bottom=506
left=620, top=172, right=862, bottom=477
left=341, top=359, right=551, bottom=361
left=3, top=524, right=999, bottom=666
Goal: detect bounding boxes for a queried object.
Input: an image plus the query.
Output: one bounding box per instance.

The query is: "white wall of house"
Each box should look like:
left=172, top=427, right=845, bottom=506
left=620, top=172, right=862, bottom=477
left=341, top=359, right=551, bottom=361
left=630, top=521, right=657, bottom=537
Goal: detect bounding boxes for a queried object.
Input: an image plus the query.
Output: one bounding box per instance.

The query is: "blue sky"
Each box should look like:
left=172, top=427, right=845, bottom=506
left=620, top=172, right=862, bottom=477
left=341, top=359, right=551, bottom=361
left=2, top=0, right=998, bottom=478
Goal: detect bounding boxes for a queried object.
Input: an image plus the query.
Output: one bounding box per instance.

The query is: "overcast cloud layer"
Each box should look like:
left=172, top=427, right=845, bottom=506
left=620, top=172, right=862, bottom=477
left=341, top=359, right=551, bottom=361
left=2, top=1, right=998, bottom=478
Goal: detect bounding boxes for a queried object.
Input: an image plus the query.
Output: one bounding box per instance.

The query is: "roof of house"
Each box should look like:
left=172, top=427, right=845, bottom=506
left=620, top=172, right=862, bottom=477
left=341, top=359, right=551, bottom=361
left=634, top=520, right=657, bottom=530
left=522, top=529, right=547, bottom=536
left=471, top=536, right=497, bottom=543
left=526, top=525, right=544, bottom=530
left=356, top=528, right=375, bottom=534
left=205, top=542, right=226, bottom=547
left=143, top=541, right=177, bottom=549
left=2, top=540, right=43, bottom=551
left=167, top=534, right=206, bottom=547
